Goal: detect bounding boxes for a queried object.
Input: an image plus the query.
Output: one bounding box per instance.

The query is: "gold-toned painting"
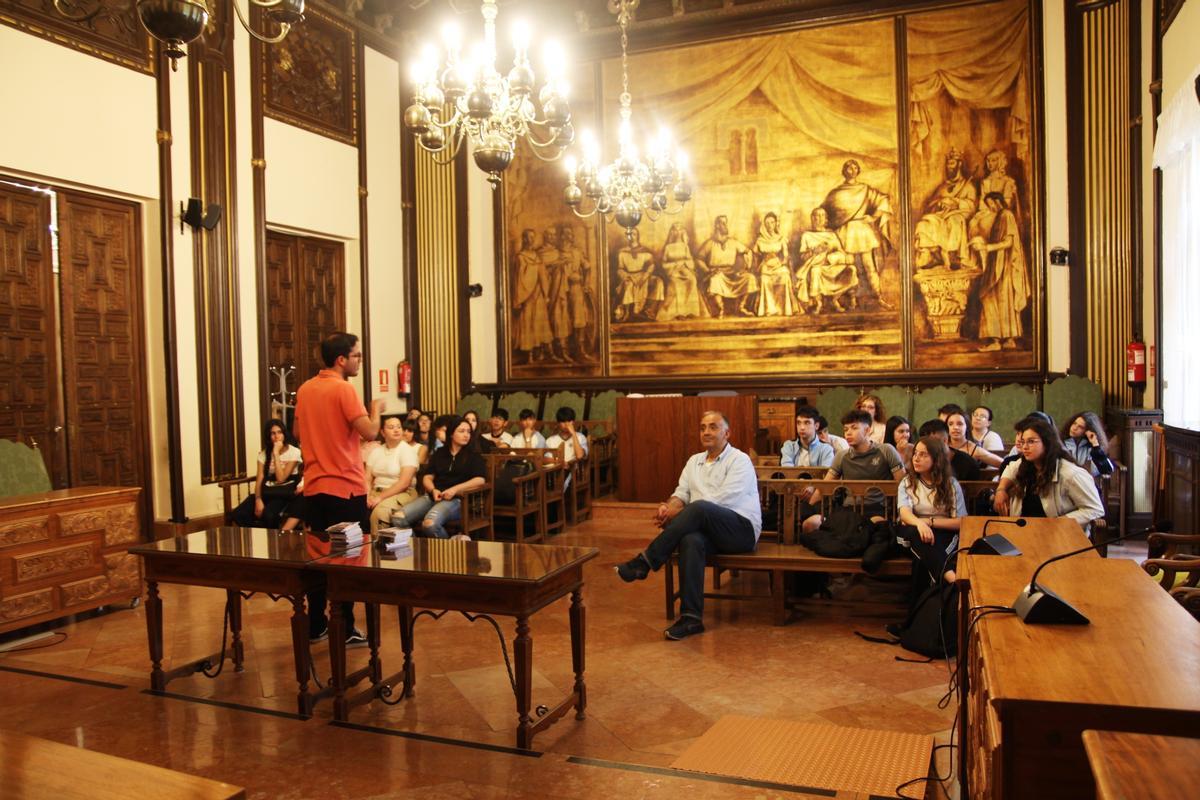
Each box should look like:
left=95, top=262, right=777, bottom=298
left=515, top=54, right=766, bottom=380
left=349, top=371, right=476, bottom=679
left=500, top=63, right=604, bottom=380
left=496, top=0, right=1040, bottom=383
left=907, top=0, right=1038, bottom=370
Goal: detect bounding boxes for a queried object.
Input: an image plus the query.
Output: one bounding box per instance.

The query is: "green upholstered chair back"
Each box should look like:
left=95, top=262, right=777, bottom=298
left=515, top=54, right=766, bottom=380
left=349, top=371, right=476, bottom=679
left=815, top=386, right=860, bottom=429
left=0, top=440, right=53, bottom=498
left=1043, top=376, right=1103, bottom=433
left=543, top=390, right=586, bottom=430
left=587, top=390, right=624, bottom=437
left=455, top=392, right=494, bottom=423
left=498, top=391, right=540, bottom=433
left=873, top=386, right=913, bottom=424
left=912, top=384, right=971, bottom=428
left=980, top=383, right=1040, bottom=447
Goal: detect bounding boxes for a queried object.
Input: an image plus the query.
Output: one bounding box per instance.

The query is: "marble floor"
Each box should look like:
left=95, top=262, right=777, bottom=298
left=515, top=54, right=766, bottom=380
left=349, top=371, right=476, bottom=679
left=0, top=503, right=972, bottom=799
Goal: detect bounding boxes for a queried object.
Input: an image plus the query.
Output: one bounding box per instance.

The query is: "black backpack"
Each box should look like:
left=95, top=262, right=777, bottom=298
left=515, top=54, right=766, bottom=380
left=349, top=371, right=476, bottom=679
left=804, top=507, right=872, bottom=558
left=897, top=581, right=958, bottom=659
left=493, top=458, right=534, bottom=506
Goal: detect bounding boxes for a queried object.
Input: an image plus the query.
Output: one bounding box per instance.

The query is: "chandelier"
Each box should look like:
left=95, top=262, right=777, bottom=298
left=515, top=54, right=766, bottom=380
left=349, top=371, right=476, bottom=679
left=563, top=0, right=691, bottom=238
left=403, top=0, right=573, bottom=187
left=52, top=0, right=304, bottom=70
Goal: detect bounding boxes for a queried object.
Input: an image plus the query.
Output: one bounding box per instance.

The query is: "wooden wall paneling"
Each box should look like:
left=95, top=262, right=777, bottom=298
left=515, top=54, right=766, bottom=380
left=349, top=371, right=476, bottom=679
left=155, top=40, right=186, bottom=523
left=265, top=230, right=299, bottom=378
left=55, top=190, right=148, bottom=493
left=261, top=2, right=359, bottom=145
left=0, top=0, right=154, bottom=73
left=298, top=235, right=346, bottom=383
left=189, top=0, right=245, bottom=483
left=1158, top=425, right=1200, bottom=536
left=0, top=182, right=61, bottom=485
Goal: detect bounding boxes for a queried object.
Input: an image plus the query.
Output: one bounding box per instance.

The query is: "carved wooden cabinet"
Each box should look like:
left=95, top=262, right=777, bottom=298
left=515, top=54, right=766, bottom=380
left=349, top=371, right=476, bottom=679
left=758, top=400, right=797, bottom=455
left=0, top=487, right=143, bottom=635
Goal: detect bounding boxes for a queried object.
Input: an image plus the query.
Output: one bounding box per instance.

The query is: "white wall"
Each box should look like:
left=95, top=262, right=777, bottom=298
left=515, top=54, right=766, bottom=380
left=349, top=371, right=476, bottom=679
left=364, top=46, right=409, bottom=413
left=1163, top=0, right=1200, bottom=98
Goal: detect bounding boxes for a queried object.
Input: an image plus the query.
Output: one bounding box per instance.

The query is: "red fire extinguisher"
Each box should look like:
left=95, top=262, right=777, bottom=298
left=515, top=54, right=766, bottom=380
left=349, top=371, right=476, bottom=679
left=1126, top=341, right=1146, bottom=385
left=398, top=360, right=413, bottom=395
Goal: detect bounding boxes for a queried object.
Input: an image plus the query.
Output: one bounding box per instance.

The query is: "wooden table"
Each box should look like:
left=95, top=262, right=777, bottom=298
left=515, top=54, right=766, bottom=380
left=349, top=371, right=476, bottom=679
left=955, top=517, right=1200, bottom=798
left=314, top=537, right=598, bottom=749
left=0, top=729, right=245, bottom=799
left=129, top=528, right=342, bottom=716
left=1082, top=730, right=1200, bottom=800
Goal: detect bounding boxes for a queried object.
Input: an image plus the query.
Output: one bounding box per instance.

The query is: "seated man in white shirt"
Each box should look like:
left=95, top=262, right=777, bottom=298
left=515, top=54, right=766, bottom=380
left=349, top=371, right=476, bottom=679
left=616, top=411, right=761, bottom=641
left=482, top=407, right=514, bottom=449
left=545, top=406, right=588, bottom=486
left=512, top=408, right=547, bottom=449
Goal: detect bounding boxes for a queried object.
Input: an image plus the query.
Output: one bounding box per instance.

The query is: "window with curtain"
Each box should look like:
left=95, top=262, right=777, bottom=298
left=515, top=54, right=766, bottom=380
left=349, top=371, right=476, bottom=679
left=1153, top=67, right=1200, bottom=432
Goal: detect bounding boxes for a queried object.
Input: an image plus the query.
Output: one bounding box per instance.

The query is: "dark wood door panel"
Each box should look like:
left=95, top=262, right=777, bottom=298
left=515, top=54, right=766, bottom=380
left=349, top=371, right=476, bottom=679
left=299, top=236, right=345, bottom=382
left=0, top=183, right=61, bottom=484
left=265, top=230, right=299, bottom=373
left=57, top=191, right=147, bottom=491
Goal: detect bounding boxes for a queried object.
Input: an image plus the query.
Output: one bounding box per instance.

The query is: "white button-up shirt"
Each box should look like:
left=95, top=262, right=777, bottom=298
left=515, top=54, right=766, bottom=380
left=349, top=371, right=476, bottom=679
left=672, top=443, right=762, bottom=538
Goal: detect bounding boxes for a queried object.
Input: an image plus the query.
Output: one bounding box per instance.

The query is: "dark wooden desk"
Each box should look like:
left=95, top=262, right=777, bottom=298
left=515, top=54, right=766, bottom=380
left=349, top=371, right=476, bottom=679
left=314, top=538, right=599, bottom=749
left=130, top=528, right=340, bottom=716
left=1082, top=730, right=1200, bottom=800
left=0, top=729, right=245, bottom=799
left=956, top=517, right=1200, bottom=799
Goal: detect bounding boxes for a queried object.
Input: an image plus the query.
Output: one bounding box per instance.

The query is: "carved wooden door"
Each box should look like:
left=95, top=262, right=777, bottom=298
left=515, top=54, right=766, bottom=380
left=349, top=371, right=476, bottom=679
left=263, top=231, right=344, bottom=413
left=0, top=183, right=63, bottom=485
left=56, top=191, right=147, bottom=489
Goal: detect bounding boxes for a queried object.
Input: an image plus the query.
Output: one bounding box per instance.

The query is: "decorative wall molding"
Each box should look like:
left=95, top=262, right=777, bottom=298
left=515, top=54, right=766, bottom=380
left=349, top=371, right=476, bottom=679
left=0, top=0, right=154, bottom=73
left=261, top=2, right=359, bottom=145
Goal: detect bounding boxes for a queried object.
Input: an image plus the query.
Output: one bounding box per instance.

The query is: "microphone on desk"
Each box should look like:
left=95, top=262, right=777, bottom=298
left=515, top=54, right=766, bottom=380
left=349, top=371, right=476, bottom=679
left=1013, top=525, right=1162, bottom=625
left=968, top=518, right=1026, bottom=556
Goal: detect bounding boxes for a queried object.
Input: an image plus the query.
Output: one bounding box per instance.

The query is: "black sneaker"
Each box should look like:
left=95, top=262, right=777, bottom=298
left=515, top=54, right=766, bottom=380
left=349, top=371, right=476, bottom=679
left=308, top=626, right=329, bottom=644
left=885, top=622, right=904, bottom=638
left=664, top=617, right=705, bottom=641
left=345, top=629, right=369, bottom=649
left=615, top=554, right=651, bottom=583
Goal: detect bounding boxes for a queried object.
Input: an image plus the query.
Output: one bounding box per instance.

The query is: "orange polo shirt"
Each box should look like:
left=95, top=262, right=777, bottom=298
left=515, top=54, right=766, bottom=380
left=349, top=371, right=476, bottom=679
left=295, top=369, right=368, bottom=498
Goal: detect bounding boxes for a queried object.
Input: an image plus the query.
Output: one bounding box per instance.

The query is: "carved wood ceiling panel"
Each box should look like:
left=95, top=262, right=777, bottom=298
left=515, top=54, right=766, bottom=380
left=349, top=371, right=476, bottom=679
left=0, top=0, right=154, bottom=73
left=261, top=3, right=359, bottom=145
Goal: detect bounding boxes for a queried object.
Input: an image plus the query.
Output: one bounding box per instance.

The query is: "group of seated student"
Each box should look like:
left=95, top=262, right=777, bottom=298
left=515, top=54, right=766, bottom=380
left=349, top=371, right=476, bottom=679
left=774, top=403, right=1108, bottom=585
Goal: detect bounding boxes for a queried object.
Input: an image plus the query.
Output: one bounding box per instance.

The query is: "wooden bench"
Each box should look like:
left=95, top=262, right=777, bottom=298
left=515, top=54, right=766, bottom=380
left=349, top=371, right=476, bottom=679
left=664, top=479, right=1001, bottom=625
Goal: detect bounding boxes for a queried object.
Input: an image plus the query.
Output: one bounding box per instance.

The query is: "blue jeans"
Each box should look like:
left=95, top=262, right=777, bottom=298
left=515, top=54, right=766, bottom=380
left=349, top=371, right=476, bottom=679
left=397, top=495, right=462, bottom=539
left=643, top=500, right=757, bottom=620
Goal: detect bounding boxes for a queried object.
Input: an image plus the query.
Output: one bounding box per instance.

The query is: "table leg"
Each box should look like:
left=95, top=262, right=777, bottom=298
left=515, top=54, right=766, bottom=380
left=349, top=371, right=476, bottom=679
left=398, top=605, right=415, bottom=698
left=290, top=595, right=311, bottom=717
left=569, top=588, right=587, bottom=720
left=145, top=580, right=164, bottom=691
left=514, top=615, right=533, bottom=750
left=958, top=577, right=971, bottom=798
left=664, top=559, right=676, bottom=620
left=330, top=605, right=348, bottom=721
left=367, top=603, right=382, bottom=684
left=227, top=589, right=245, bottom=672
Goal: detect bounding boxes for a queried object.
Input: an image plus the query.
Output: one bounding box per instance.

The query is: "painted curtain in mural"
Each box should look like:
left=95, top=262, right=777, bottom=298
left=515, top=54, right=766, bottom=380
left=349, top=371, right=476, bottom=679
left=497, top=0, right=1039, bottom=382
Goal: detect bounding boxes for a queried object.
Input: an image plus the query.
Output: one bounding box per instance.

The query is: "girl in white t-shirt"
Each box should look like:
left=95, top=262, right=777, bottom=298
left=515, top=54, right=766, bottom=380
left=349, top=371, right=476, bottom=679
left=232, top=419, right=302, bottom=528
left=365, top=416, right=421, bottom=533
left=898, top=436, right=967, bottom=583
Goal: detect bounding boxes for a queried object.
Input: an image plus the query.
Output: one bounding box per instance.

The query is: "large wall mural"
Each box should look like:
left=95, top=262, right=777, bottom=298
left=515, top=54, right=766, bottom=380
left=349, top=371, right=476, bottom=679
left=497, top=0, right=1039, bottom=383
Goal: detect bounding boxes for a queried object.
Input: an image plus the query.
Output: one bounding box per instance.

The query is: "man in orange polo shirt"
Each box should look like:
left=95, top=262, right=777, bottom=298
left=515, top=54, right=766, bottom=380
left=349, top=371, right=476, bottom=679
left=295, top=331, right=384, bottom=645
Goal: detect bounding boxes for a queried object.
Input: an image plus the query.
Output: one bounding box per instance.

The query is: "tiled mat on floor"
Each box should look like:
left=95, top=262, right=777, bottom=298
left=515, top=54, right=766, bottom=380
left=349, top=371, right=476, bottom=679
left=670, top=715, right=933, bottom=797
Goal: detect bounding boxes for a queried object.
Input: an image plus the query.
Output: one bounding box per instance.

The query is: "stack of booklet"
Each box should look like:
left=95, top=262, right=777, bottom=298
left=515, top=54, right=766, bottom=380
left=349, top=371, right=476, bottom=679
left=375, top=526, right=413, bottom=551
left=325, top=521, right=363, bottom=548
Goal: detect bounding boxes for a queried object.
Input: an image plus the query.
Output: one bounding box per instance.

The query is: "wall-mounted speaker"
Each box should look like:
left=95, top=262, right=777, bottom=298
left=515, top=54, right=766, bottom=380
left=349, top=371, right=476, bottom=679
left=180, top=198, right=222, bottom=232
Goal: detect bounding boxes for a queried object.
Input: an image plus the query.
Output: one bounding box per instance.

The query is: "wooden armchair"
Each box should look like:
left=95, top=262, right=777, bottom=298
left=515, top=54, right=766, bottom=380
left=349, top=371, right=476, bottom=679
left=511, top=445, right=567, bottom=538
left=444, top=482, right=494, bottom=541
left=567, top=455, right=593, bottom=525
left=1142, top=531, right=1200, bottom=619
left=589, top=432, right=617, bottom=498
left=218, top=476, right=256, bottom=524
left=485, top=452, right=544, bottom=543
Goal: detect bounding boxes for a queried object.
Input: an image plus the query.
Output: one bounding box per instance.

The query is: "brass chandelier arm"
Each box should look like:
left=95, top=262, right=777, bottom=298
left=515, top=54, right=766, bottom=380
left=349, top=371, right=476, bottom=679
left=231, top=0, right=292, bottom=44
left=50, top=0, right=109, bottom=22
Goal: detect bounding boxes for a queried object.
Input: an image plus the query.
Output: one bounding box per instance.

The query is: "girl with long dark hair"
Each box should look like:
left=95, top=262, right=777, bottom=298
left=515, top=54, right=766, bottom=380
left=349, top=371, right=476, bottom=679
left=993, top=416, right=1104, bottom=533
left=1061, top=411, right=1114, bottom=476
left=231, top=419, right=302, bottom=528
left=395, top=416, right=486, bottom=539
left=898, top=436, right=967, bottom=583
left=855, top=393, right=887, bottom=444
left=884, top=415, right=913, bottom=468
